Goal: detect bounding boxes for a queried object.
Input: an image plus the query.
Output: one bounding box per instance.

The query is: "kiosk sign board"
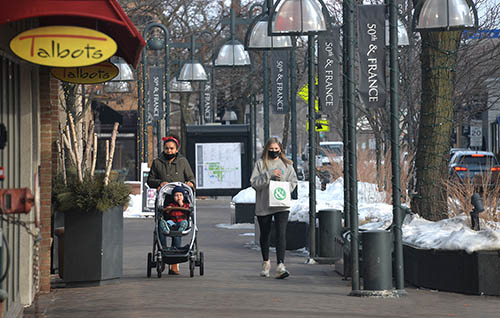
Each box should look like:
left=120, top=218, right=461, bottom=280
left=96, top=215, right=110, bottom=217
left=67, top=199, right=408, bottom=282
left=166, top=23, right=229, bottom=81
left=140, top=163, right=156, bottom=216
left=195, top=143, right=242, bottom=189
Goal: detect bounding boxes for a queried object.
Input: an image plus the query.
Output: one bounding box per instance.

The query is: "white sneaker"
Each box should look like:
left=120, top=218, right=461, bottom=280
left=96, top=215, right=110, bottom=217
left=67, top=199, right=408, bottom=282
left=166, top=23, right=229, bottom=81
left=275, top=263, right=289, bottom=279
left=260, top=260, right=271, bottom=277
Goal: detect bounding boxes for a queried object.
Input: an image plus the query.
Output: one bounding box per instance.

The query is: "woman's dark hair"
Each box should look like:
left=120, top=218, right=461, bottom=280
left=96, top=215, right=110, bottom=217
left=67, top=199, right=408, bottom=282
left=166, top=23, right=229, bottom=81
left=261, top=137, right=292, bottom=169
left=162, top=134, right=180, bottom=149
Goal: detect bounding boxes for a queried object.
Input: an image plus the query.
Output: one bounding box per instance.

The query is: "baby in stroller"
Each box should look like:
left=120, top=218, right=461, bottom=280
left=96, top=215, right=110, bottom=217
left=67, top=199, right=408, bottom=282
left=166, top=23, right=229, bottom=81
left=159, top=186, right=190, bottom=273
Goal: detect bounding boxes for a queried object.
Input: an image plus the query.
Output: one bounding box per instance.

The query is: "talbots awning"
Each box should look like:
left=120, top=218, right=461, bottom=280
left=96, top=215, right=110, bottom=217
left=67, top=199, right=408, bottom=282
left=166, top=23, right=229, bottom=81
left=0, top=0, right=145, bottom=68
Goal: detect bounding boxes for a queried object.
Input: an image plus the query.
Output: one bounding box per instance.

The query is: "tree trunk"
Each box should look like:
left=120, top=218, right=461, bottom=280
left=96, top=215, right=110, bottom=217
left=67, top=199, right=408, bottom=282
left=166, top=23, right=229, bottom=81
left=412, top=31, right=461, bottom=221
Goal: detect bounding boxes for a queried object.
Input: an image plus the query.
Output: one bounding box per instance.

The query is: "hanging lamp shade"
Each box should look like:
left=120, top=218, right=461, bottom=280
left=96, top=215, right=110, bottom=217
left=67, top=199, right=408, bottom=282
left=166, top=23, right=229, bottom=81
left=245, top=13, right=292, bottom=50
left=270, top=0, right=327, bottom=35
left=385, top=19, right=409, bottom=47
left=110, top=56, right=134, bottom=81
left=222, top=109, right=238, bottom=121
left=215, top=40, right=251, bottom=66
left=415, top=0, right=478, bottom=31
left=103, top=81, right=130, bottom=93
left=178, top=61, right=208, bottom=81
left=170, top=77, right=193, bottom=92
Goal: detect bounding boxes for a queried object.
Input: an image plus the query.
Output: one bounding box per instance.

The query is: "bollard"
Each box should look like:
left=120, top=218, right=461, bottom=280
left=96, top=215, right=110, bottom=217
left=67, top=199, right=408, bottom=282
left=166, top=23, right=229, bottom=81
left=362, top=230, right=392, bottom=291
left=317, top=209, right=343, bottom=260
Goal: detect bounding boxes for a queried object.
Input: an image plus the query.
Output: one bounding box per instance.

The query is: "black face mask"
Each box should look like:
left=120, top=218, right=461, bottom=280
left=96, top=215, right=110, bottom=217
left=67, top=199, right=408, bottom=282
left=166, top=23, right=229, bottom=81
left=268, top=150, right=280, bottom=159
left=165, top=153, right=177, bottom=160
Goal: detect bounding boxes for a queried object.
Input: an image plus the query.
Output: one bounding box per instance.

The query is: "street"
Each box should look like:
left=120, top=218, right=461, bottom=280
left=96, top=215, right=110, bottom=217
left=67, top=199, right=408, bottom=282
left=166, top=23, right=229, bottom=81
left=25, top=199, right=500, bottom=318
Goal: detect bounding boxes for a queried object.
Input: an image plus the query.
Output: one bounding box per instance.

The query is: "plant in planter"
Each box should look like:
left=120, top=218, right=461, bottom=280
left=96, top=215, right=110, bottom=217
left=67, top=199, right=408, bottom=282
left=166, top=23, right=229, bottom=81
left=53, top=83, right=130, bottom=286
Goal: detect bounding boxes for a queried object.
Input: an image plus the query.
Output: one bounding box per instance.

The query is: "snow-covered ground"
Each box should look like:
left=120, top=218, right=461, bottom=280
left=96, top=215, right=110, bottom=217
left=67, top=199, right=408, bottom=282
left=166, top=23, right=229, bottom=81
left=124, top=178, right=500, bottom=253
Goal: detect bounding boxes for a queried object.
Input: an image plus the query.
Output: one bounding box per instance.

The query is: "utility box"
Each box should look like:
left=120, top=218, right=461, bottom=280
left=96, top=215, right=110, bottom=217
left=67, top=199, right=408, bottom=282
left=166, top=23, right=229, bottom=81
left=186, top=124, right=252, bottom=197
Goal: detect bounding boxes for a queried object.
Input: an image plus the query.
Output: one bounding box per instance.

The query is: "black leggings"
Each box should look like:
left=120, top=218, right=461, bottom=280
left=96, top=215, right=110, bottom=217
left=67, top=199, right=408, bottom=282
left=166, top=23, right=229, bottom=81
left=257, top=211, right=289, bottom=264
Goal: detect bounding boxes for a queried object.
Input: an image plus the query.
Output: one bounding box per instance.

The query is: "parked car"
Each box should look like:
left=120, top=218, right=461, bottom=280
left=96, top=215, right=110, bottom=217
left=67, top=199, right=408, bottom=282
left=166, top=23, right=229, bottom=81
left=449, top=147, right=468, bottom=161
left=301, top=141, right=343, bottom=180
left=449, top=150, right=500, bottom=187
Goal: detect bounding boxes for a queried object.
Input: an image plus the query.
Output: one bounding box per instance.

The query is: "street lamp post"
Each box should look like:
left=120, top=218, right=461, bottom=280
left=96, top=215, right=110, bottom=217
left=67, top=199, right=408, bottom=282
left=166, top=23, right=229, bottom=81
left=141, top=23, right=170, bottom=163
left=388, top=0, right=404, bottom=293
left=343, top=0, right=359, bottom=292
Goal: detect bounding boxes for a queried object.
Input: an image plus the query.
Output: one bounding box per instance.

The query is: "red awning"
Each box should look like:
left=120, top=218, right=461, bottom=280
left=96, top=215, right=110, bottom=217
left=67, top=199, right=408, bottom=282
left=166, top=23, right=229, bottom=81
left=0, top=0, right=145, bottom=68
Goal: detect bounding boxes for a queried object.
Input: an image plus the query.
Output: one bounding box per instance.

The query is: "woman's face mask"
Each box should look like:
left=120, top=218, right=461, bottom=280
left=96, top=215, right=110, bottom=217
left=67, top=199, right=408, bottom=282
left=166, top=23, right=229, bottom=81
left=268, top=150, right=280, bottom=159
left=164, top=141, right=178, bottom=160
left=268, top=143, right=281, bottom=159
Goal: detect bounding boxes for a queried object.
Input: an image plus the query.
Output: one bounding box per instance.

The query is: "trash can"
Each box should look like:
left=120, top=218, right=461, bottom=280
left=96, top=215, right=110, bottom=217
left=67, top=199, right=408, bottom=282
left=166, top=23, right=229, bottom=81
left=361, top=230, right=392, bottom=291
left=317, top=209, right=342, bottom=259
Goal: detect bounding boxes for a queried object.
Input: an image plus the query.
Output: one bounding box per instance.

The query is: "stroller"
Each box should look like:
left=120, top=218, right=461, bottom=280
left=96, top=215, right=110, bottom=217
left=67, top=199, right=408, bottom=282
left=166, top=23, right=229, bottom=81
left=146, top=182, right=204, bottom=278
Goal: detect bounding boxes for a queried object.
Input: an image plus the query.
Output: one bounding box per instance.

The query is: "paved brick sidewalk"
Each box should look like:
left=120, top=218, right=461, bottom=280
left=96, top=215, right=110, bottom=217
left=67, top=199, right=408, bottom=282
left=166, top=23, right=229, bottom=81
left=24, top=199, right=500, bottom=317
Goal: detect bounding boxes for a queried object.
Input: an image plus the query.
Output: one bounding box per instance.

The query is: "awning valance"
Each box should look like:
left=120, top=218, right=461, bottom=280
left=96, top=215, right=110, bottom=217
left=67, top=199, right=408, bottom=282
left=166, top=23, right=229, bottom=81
left=0, top=0, right=145, bottom=68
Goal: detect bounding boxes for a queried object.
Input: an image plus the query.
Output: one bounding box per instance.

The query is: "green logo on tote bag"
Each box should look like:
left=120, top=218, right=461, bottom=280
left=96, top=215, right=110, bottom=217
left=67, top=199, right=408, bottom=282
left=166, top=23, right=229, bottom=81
left=273, top=187, right=287, bottom=200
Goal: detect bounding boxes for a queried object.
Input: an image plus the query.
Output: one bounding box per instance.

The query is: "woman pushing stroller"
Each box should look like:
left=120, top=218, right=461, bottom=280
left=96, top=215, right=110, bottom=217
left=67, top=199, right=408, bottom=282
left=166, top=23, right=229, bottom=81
left=148, top=135, right=195, bottom=275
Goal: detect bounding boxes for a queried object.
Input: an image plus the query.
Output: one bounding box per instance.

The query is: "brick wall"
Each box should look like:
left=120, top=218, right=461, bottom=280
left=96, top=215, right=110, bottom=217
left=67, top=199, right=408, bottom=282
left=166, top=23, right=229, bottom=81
left=38, top=68, right=59, bottom=293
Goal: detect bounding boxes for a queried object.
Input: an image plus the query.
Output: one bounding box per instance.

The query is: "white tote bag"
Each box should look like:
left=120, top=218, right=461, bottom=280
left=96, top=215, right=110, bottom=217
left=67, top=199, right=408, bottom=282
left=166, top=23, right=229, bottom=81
left=268, top=180, right=291, bottom=208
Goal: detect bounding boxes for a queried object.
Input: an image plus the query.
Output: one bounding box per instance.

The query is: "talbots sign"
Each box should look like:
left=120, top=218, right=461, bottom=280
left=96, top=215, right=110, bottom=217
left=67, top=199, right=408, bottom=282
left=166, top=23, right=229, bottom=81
left=50, top=61, right=119, bottom=84
left=10, top=26, right=117, bottom=67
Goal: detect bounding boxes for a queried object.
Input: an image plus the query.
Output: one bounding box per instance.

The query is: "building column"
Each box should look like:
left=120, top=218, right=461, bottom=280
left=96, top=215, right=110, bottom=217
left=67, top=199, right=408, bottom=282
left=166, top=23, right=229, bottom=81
left=38, top=68, right=59, bottom=293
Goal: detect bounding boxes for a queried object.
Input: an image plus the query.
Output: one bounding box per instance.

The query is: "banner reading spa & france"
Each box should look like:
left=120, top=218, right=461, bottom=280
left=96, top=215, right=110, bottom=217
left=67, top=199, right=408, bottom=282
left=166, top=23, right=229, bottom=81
left=358, top=5, right=386, bottom=108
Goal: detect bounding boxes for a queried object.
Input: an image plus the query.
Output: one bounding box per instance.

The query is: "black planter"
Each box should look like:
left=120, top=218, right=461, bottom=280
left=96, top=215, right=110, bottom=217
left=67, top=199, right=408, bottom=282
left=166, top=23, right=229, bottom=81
left=63, top=206, right=123, bottom=286
left=403, top=243, right=500, bottom=296
left=234, top=203, right=255, bottom=224
left=255, top=218, right=309, bottom=250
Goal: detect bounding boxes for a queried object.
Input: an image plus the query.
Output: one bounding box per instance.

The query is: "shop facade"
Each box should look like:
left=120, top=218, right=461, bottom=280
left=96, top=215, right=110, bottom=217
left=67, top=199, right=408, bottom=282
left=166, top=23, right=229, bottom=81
left=0, top=1, right=144, bottom=316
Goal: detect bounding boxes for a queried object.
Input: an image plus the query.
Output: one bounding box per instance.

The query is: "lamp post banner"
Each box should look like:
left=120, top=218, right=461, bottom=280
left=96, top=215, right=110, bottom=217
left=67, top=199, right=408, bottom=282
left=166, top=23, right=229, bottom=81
left=148, top=66, right=164, bottom=122
left=318, top=26, right=341, bottom=111
left=358, top=5, right=386, bottom=108
left=271, top=50, right=289, bottom=114
left=204, top=72, right=212, bottom=123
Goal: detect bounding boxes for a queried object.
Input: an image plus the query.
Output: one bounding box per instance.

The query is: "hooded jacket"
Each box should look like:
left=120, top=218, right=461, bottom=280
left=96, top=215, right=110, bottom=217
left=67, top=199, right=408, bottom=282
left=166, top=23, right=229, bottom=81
left=147, top=152, right=195, bottom=189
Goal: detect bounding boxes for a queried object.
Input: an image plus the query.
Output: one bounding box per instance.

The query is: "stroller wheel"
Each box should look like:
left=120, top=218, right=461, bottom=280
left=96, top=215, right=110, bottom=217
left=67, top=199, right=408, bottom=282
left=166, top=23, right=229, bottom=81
left=147, top=252, right=152, bottom=278
left=157, top=258, right=163, bottom=278
left=189, top=257, right=195, bottom=278
left=199, top=252, right=204, bottom=276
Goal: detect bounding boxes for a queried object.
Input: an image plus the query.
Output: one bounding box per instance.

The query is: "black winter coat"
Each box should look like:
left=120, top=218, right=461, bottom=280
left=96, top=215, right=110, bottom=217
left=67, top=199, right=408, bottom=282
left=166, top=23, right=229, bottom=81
left=147, top=152, right=195, bottom=189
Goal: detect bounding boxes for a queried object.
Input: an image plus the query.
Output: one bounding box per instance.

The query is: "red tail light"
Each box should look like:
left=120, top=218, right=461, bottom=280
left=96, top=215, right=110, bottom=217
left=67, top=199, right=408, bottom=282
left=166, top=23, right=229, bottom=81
left=491, top=167, right=500, bottom=172
left=471, top=154, right=485, bottom=157
left=454, top=166, right=468, bottom=171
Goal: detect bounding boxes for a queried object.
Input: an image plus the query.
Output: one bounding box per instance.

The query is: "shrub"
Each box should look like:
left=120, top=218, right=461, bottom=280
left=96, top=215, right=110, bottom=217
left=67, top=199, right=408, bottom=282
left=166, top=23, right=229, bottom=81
left=53, top=169, right=130, bottom=213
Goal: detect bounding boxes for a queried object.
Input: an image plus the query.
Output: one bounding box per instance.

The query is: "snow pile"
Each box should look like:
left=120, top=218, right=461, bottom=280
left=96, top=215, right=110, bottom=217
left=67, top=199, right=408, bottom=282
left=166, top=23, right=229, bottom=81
left=231, top=187, right=256, bottom=204
left=123, top=194, right=144, bottom=218
left=215, top=223, right=254, bottom=230
left=403, top=214, right=500, bottom=253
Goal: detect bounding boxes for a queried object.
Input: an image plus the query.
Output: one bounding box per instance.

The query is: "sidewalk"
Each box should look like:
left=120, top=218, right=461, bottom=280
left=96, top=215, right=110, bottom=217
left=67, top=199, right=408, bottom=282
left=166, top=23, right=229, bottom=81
left=24, top=199, right=500, bottom=317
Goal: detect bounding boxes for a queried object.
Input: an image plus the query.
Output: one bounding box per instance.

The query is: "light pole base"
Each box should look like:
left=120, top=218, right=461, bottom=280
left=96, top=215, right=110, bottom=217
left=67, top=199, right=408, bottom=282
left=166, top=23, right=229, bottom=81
left=349, top=289, right=407, bottom=298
